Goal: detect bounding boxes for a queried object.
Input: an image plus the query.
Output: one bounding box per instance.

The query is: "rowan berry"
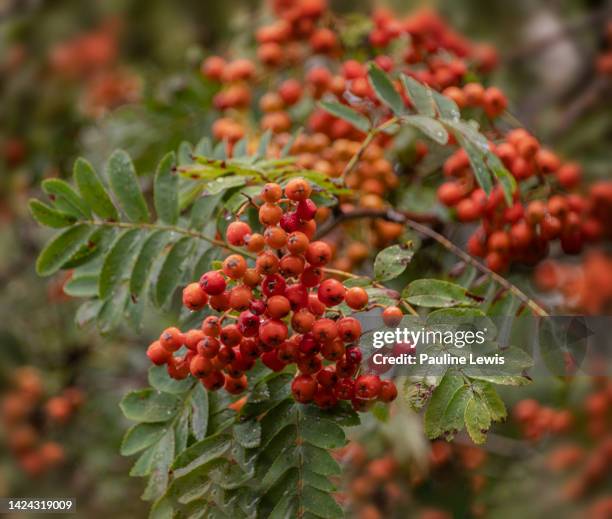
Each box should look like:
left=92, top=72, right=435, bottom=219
left=345, top=345, right=363, bottom=365
left=190, top=355, right=213, bottom=378
left=220, top=324, right=242, bottom=347
left=279, top=254, right=305, bottom=277
left=226, top=221, right=252, bottom=246
left=278, top=340, right=300, bottom=363
left=291, top=374, right=317, bottom=403
left=160, top=327, right=184, bottom=352
left=285, top=283, right=309, bottom=309
left=197, top=336, right=220, bottom=358
left=301, top=265, right=323, bottom=287
left=317, top=278, right=346, bottom=306
left=202, top=315, right=221, bottom=337
left=264, top=226, right=288, bottom=249
left=337, top=317, right=362, bottom=342
left=287, top=231, right=310, bottom=254
left=237, top=311, right=260, bottom=337
left=334, top=378, right=355, bottom=400
left=245, top=233, right=265, bottom=253
left=379, top=380, right=398, bottom=402
left=210, top=291, right=231, bottom=311
left=321, top=339, right=344, bottom=361
left=261, top=350, right=287, bottom=371
left=243, top=268, right=262, bottom=287
left=355, top=374, right=382, bottom=400
left=291, top=309, right=315, bottom=333
left=256, top=251, right=280, bottom=275
left=202, top=371, right=225, bottom=391
left=259, top=319, right=288, bottom=346
left=305, top=241, right=332, bottom=266
left=182, top=283, right=209, bottom=311
left=308, top=293, right=326, bottom=316
left=296, top=199, right=317, bottom=221
left=223, top=254, right=247, bottom=279
left=266, top=295, right=291, bottom=319
left=261, top=182, right=282, bottom=203
left=259, top=203, right=283, bottom=225
left=199, top=271, right=227, bottom=296
left=261, top=273, right=286, bottom=297
left=312, top=318, right=338, bottom=343
left=285, top=177, right=312, bottom=201
left=147, top=341, right=171, bottom=365
left=382, top=306, right=403, bottom=326
left=345, top=287, right=369, bottom=310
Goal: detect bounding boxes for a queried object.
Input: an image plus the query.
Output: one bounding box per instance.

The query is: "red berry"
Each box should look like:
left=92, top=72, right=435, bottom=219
left=285, top=178, right=312, bottom=201
left=237, top=311, right=260, bottom=337
left=345, top=287, right=368, bottom=310
left=291, top=374, right=317, bottom=403
left=197, top=336, right=220, bottom=358
left=355, top=375, right=381, bottom=399
left=220, top=324, right=242, bottom=347
left=202, top=371, right=225, bottom=391
left=223, top=254, right=247, bottom=279
left=285, top=283, right=309, bottom=309
left=226, top=221, right=252, bottom=246
left=262, top=273, right=286, bottom=297
left=160, top=327, right=184, bottom=352
left=147, top=341, right=171, bottom=365
left=382, top=306, right=403, bottom=326
left=201, top=315, right=221, bottom=337
left=261, top=350, right=287, bottom=372
left=301, top=266, right=323, bottom=287
left=259, top=319, right=288, bottom=346
left=199, top=271, right=227, bottom=296
left=296, top=199, right=317, bottom=221
left=379, top=380, right=398, bottom=402
left=334, top=378, right=355, bottom=400
left=337, top=317, right=362, bottom=342
left=190, top=355, right=213, bottom=378
left=182, top=283, right=208, bottom=311
left=306, top=241, right=332, bottom=266
left=317, top=278, right=346, bottom=306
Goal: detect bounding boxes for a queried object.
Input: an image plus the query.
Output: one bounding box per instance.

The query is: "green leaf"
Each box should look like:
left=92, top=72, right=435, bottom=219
left=486, top=152, right=516, bottom=206
left=190, top=384, right=209, bottom=441
left=28, top=199, right=76, bottom=228
left=155, top=237, right=194, bottom=306
left=172, top=434, right=232, bottom=470
left=148, top=365, right=193, bottom=394
left=374, top=243, right=415, bottom=281
left=73, top=158, right=118, bottom=220
left=35, top=224, right=93, bottom=276
left=121, top=423, right=169, bottom=456
left=464, top=396, right=491, bottom=444
left=441, top=385, right=470, bottom=437
left=400, top=74, right=436, bottom=117
left=301, top=418, right=346, bottom=449
left=63, top=274, right=99, bottom=297
left=424, top=373, right=465, bottom=438
left=233, top=421, right=262, bottom=449
left=130, top=231, right=171, bottom=296
left=302, top=486, right=343, bottom=519
left=154, top=152, right=179, bottom=225
left=403, top=115, right=448, bottom=145
left=473, top=380, right=507, bottom=421
left=450, top=128, right=492, bottom=194
left=318, top=101, right=370, bottom=133
left=403, top=279, right=476, bottom=308
left=142, top=428, right=175, bottom=501
left=433, top=90, right=460, bottom=120
left=106, top=150, right=150, bottom=223
left=42, top=178, right=91, bottom=219
left=190, top=192, right=223, bottom=230
left=98, top=228, right=144, bottom=299
left=302, top=444, right=341, bottom=476
left=367, top=64, right=404, bottom=114
left=120, top=389, right=181, bottom=423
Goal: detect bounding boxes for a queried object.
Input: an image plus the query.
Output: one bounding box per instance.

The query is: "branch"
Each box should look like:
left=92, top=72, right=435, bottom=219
left=314, top=207, right=439, bottom=239
left=323, top=209, right=549, bottom=317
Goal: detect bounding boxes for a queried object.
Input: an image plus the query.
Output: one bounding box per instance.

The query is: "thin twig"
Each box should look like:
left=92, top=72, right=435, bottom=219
left=321, top=210, right=549, bottom=317
left=341, top=117, right=398, bottom=182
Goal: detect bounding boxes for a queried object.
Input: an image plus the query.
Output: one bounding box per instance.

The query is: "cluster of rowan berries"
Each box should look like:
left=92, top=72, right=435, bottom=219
left=202, top=1, right=499, bottom=153
left=438, top=128, right=612, bottom=271
left=146, top=178, right=397, bottom=411
left=523, top=380, right=612, bottom=511
left=513, top=398, right=574, bottom=441
left=535, top=250, right=612, bottom=314
left=335, top=440, right=487, bottom=519
left=0, top=367, right=83, bottom=476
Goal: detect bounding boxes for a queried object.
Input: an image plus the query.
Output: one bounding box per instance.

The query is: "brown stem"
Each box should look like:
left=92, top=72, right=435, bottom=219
left=323, top=210, right=549, bottom=317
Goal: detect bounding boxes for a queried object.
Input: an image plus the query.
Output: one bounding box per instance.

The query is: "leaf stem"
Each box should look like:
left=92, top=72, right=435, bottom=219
left=341, top=117, right=399, bottom=182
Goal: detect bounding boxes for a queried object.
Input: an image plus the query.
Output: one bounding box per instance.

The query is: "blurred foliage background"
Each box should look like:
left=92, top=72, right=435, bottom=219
left=0, top=0, right=610, bottom=517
